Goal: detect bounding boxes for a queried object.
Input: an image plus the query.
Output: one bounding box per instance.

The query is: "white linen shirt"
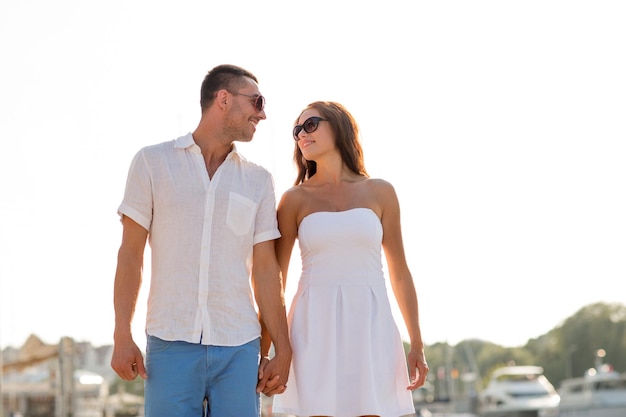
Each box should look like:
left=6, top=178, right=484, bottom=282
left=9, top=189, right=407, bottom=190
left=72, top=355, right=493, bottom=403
left=118, top=133, right=281, bottom=346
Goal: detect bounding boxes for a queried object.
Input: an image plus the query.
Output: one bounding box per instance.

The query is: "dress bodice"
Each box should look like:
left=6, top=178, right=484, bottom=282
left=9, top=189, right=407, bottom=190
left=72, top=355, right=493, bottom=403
left=298, top=208, right=384, bottom=285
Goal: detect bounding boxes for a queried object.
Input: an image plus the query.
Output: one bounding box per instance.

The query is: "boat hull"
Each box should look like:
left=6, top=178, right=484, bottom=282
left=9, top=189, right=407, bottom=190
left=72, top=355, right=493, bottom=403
left=554, top=406, right=626, bottom=417
left=480, top=410, right=542, bottom=417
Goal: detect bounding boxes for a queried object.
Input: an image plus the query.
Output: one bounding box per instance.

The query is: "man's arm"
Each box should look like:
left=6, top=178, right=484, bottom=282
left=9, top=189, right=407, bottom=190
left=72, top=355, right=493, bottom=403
left=110, top=215, right=149, bottom=380
left=252, top=240, right=292, bottom=395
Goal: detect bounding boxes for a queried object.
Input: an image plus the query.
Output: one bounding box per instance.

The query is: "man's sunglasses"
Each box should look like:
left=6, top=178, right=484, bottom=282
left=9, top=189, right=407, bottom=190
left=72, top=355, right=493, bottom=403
left=232, top=92, right=265, bottom=112
left=293, top=117, right=328, bottom=141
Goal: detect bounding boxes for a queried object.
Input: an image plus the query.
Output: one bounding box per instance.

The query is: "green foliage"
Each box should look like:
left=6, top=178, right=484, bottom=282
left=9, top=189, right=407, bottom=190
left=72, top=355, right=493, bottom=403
left=110, top=376, right=145, bottom=396
left=420, top=302, right=626, bottom=399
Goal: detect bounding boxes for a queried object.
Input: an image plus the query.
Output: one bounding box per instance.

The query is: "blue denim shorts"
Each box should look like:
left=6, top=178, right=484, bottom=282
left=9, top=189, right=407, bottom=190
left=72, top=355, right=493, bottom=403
left=144, top=335, right=261, bottom=417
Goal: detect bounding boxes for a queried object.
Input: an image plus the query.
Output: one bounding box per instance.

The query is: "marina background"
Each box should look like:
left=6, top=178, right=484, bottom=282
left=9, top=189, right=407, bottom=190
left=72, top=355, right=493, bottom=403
left=1, top=1, right=625, bottom=351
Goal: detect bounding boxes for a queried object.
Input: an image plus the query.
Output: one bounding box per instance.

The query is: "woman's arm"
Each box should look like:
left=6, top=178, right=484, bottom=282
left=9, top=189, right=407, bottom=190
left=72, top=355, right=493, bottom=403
left=378, top=180, right=429, bottom=389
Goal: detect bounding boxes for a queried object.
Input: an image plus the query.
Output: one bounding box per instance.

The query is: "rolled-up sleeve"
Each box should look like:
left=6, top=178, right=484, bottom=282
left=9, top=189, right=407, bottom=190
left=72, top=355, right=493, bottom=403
left=118, top=148, right=153, bottom=231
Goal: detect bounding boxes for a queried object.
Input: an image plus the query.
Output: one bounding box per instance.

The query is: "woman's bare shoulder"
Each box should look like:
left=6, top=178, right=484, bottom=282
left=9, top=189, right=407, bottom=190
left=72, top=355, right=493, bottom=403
left=278, top=184, right=308, bottom=209
left=364, top=177, right=396, bottom=193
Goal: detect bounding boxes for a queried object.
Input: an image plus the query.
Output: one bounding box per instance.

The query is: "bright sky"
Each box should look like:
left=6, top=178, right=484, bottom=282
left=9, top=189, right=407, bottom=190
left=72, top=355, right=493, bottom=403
left=1, top=1, right=625, bottom=351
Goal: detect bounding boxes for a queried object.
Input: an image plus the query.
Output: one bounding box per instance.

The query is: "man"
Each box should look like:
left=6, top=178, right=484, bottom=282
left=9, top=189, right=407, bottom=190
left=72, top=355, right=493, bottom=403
left=111, top=64, right=291, bottom=417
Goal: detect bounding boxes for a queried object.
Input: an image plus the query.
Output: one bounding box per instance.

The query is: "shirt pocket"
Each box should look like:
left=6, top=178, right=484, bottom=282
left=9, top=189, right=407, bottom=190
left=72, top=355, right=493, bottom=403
left=226, top=192, right=257, bottom=236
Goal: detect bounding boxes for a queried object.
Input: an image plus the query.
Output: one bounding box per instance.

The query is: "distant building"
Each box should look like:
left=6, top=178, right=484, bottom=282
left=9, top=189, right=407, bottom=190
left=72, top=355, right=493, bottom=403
left=1, top=334, right=136, bottom=417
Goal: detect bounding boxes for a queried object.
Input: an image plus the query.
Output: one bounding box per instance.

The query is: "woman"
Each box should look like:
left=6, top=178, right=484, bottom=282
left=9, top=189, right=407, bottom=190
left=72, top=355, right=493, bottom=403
left=271, top=101, right=429, bottom=417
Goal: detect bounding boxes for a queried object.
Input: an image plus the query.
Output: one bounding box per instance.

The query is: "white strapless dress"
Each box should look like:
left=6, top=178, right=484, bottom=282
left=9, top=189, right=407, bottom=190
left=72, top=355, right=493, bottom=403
left=272, top=208, right=415, bottom=417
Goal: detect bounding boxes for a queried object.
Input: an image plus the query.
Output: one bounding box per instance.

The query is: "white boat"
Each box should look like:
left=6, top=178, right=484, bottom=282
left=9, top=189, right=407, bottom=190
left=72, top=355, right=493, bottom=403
left=539, top=364, right=626, bottom=417
left=478, top=365, right=560, bottom=417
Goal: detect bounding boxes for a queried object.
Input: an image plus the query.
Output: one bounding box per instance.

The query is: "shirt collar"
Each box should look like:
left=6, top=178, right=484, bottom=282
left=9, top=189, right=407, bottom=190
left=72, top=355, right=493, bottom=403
left=175, top=132, right=244, bottom=161
left=175, top=133, right=196, bottom=149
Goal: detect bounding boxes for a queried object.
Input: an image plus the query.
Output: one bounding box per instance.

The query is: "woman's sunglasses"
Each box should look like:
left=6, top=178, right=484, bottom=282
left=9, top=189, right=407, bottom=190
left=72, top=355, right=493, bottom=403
left=232, top=92, right=265, bottom=112
left=293, top=116, right=328, bottom=141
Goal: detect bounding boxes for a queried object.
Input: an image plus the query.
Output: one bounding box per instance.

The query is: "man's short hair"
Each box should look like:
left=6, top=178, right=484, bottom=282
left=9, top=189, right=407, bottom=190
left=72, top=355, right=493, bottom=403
left=200, top=64, right=259, bottom=111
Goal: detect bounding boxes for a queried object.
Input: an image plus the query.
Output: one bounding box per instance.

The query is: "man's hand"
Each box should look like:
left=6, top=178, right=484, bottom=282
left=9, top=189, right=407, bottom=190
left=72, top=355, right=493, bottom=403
left=111, top=337, right=148, bottom=381
left=257, top=353, right=291, bottom=396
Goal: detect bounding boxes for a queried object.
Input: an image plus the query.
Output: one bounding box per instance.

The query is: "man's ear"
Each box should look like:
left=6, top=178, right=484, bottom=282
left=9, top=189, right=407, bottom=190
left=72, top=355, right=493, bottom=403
left=215, top=89, right=230, bottom=110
